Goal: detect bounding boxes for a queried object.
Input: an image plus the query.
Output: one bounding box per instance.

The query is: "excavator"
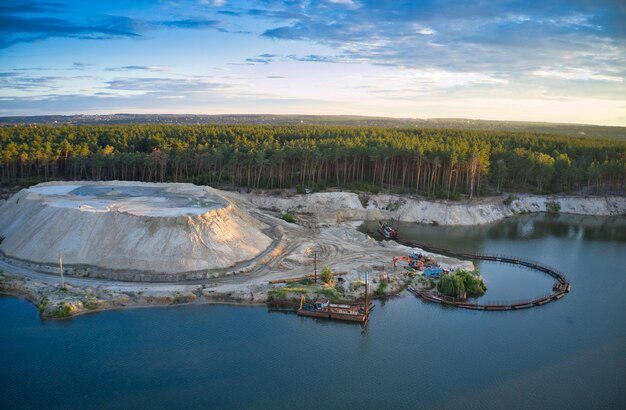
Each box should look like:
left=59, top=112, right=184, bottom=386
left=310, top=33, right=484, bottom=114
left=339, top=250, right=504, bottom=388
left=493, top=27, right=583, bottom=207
left=393, top=255, right=425, bottom=270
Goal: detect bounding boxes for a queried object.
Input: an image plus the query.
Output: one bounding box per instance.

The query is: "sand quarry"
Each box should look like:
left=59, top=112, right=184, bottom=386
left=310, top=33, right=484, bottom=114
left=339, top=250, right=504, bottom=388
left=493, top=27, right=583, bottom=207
left=0, top=181, right=472, bottom=317
left=0, top=181, right=623, bottom=318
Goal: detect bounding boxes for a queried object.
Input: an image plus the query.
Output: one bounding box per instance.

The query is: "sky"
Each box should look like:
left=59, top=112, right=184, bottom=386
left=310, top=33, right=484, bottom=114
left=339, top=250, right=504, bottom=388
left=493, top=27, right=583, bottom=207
left=1, top=0, right=625, bottom=125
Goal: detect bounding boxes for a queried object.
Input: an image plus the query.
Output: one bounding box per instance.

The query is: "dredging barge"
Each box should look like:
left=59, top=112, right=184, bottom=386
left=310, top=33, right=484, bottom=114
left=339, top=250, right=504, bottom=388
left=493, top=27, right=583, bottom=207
left=377, top=221, right=398, bottom=240
left=297, top=272, right=374, bottom=323
left=297, top=298, right=374, bottom=322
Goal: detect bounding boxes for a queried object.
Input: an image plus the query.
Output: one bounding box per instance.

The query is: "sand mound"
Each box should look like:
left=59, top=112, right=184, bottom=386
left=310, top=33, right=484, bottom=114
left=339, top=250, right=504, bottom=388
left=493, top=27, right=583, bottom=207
left=0, top=182, right=273, bottom=278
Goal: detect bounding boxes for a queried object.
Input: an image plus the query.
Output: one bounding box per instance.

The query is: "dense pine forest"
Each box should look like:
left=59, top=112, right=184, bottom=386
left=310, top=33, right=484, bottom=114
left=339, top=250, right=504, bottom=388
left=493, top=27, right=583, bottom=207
left=1, top=124, right=624, bottom=197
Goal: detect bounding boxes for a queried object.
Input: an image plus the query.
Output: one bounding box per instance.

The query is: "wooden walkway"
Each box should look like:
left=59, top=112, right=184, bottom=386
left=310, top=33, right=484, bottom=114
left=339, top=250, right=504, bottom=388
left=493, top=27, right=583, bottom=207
left=397, top=238, right=571, bottom=311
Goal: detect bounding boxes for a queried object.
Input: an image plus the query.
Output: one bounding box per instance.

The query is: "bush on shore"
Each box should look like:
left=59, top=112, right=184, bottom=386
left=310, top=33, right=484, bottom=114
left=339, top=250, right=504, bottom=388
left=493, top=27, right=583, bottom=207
left=320, top=265, right=333, bottom=284
left=437, top=269, right=487, bottom=298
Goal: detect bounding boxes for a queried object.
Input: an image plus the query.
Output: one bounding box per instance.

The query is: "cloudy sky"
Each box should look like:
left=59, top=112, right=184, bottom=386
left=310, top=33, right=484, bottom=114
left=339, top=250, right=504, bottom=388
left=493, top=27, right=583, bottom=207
left=1, top=0, right=625, bottom=125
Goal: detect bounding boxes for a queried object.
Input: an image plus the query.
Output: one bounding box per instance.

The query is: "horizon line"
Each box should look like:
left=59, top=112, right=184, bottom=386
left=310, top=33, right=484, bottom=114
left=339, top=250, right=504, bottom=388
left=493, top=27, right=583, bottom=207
left=1, top=113, right=625, bottom=128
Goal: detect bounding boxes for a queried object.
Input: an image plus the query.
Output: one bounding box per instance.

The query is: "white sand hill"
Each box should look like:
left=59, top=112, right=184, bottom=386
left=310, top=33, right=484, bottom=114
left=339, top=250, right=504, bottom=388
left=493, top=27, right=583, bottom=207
left=0, top=181, right=273, bottom=275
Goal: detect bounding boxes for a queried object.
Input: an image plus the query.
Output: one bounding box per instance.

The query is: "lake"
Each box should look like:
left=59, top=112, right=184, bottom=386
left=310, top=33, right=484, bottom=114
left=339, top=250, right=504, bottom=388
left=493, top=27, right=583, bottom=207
left=1, top=214, right=625, bottom=409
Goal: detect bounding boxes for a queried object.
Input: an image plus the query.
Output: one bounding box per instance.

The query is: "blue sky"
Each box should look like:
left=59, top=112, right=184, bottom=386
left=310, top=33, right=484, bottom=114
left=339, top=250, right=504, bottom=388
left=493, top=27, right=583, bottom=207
left=1, top=0, right=625, bottom=125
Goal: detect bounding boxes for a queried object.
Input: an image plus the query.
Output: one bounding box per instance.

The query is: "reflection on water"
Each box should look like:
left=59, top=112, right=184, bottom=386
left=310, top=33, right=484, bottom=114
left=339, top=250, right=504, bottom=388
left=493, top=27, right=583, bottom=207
left=361, top=214, right=626, bottom=250
left=485, top=214, right=626, bottom=242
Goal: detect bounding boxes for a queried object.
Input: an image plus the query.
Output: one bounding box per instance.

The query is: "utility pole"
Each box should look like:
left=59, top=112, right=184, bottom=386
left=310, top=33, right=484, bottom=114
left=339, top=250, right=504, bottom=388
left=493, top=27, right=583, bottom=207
left=59, top=254, right=64, bottom=289
left=314, top=247, right=317, bottom=284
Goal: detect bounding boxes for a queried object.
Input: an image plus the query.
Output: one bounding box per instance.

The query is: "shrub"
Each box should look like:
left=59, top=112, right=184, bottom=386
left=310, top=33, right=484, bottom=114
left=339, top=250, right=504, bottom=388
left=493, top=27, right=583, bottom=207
left=349, top=281, right=363, bottom=292
left=268, top=288, right=286, bottom=301
left=0, top=235, right=4, bottom=245
left=348, top=182, right=379, bottom=194
left=429, top=189, right=460, bottom=200
left=455, top=269, right=487, bottom=296
left=358, top=194, right=370, bottom=208
left=173, top=291, right=185, bottom=304
left=315, top=287, right=341, bottom=302
left=282, top=213, right=296, bottom=223
left=545, top=200, right=561, bottom=214
left=37, top=297, right=48, bottom=313
left=503, top=194, right=519, bottom=206
left=438, top=269, right=487, bottom=297
left=321, top=265, right=333, bottom=284
left=385, top=199, right=404, bottom=212
left=282, top=287, right=307, bottom=294
left=438, top=274, right=465, bottom=297
left=374, top=283, right=387, bottom=297
left=53, top=302, right=72, bottom=318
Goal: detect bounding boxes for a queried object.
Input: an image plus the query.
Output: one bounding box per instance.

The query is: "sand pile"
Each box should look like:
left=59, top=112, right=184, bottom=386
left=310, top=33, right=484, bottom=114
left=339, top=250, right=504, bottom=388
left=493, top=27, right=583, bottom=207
left=0, top=181, right=273, bottom=278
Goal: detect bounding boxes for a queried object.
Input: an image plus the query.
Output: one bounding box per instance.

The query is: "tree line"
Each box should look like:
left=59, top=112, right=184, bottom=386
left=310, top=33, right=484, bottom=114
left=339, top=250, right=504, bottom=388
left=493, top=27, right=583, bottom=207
left=1, top=124, right=624, bottom=196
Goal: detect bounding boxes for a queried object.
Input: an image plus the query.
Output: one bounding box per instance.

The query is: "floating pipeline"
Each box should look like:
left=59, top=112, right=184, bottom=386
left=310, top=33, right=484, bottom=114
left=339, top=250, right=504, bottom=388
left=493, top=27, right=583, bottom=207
left=397, top=238, right=571, bottom=311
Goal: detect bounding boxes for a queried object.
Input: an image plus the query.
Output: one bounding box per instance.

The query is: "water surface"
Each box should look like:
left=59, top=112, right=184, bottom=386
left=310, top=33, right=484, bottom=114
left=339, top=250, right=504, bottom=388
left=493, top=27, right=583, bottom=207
left=1, top=214, right=625, bottom=409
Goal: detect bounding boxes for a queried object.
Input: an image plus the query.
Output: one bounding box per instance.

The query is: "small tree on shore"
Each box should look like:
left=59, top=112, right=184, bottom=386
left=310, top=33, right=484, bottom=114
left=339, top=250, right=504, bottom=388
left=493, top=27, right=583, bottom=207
left=321, top=265, right=333, bottom=284
left=438, top=274, right=465, bottom=297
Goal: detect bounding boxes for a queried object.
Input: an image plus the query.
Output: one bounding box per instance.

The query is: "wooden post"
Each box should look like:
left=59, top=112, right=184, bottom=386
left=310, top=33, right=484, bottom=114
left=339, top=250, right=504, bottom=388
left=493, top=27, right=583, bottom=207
left=365, top=271, right=369, bottom=320
left=59, top=254, right=64, bottom=289
left=314, top=247, right=317, bottom=284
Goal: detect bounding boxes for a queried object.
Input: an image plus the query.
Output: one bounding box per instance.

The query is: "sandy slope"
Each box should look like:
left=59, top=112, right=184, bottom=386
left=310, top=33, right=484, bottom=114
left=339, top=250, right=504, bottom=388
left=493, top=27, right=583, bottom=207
left=244, top=191, right=626, bottom=225
left=0, top=181, right=273, bottom=275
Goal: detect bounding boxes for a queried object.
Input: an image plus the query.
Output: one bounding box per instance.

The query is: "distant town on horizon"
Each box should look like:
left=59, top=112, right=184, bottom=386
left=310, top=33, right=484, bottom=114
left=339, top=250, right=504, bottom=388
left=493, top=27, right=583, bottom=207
left=2, top=114, right=625, bottom=140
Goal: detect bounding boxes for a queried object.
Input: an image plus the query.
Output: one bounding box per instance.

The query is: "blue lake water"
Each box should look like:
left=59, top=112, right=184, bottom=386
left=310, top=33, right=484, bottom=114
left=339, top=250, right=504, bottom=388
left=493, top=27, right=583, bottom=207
left=1, top=214, right=625, bottom=409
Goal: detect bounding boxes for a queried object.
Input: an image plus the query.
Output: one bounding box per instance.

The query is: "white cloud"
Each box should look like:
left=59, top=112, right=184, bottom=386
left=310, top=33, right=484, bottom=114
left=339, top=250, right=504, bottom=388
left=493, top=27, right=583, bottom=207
left=413, top=24, right=435, bottom=35
left=105, top=65, right=174, bottom=73
left=545, top=14, right=602, bottom=30
left=357, top=68, right=508, bottom=96
left=499, top=14, right=531, bottom=24
left=327, top=0, right=360, bottom=8
left=532, top=68, right=623, bottom=82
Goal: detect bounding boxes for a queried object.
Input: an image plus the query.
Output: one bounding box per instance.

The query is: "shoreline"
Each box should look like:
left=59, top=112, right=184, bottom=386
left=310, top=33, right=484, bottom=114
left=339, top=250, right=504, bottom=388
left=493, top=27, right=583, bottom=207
left=0, top=272, right=272, bottom=319
left=0, top=185, right=623, bottom=319
left=0, top=290, right=269, bottom=320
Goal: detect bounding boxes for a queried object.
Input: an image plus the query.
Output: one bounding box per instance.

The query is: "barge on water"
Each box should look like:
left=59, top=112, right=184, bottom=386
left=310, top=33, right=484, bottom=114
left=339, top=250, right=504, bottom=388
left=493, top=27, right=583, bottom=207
left=377, top=221, right=398, bottom=240
left=297, top=299, right=374, bottom=322
left=297, top=272, right=373, bottom=323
